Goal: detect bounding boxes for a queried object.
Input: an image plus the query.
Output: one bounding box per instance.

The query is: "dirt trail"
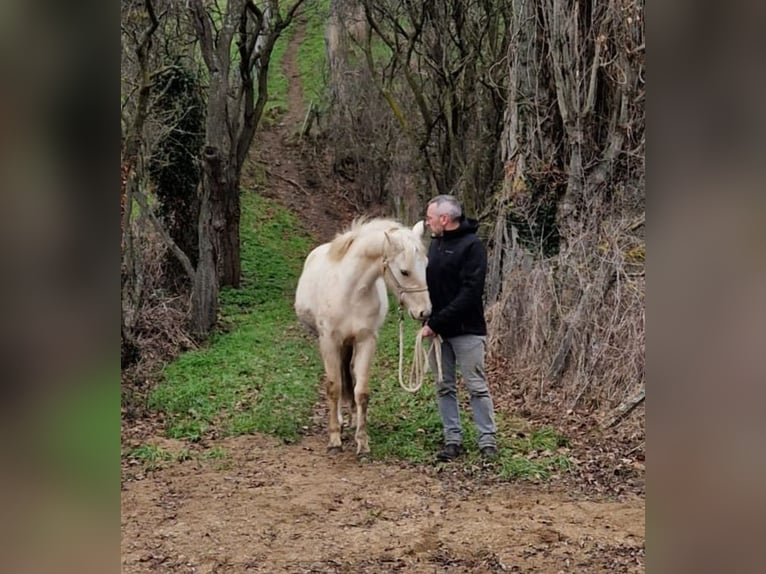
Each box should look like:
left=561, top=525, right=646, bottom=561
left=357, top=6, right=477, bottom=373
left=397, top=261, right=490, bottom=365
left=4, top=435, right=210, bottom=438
left=241, top=18, right=356, bottom=243
left=121, top=16, right=644, bottom=574
left=122, top=435, right=643, bottom=574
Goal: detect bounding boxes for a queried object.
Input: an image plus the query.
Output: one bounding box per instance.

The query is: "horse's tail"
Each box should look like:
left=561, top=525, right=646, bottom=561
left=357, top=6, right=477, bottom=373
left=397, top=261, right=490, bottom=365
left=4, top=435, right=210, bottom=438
left=340, top=344, right=355, bottom=409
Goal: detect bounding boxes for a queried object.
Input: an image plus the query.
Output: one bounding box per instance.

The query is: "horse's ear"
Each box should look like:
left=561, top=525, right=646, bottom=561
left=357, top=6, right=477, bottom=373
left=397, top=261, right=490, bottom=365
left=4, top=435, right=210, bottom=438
left=412, top=220, right=426, bottom=238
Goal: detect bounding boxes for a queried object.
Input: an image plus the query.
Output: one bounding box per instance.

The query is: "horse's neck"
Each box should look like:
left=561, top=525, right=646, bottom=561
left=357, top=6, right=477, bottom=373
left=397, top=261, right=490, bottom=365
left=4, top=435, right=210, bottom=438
left=343, top=251, right=386, bottom=305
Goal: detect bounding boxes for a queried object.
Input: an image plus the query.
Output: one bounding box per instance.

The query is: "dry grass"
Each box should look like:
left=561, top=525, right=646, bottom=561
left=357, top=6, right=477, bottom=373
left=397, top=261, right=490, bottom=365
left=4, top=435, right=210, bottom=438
left=487, top=212, right=645, bottom=425
left=122, top=221, right=197, bottom=419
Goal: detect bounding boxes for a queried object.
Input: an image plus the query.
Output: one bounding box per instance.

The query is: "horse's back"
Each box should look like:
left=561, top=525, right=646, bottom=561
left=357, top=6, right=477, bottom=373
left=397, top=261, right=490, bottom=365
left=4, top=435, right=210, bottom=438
left=295, top=240, right=387, bottom=339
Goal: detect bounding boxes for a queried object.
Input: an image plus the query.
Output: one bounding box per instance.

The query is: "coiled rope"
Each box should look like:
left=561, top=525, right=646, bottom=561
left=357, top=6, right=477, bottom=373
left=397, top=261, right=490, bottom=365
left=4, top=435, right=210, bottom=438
left=397, top=308, right=443, bottom=393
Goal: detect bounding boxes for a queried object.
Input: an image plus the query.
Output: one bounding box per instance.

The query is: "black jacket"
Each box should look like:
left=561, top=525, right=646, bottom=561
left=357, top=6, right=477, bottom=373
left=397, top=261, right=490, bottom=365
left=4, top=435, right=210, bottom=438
left=426, top=217, right=487, bottom=338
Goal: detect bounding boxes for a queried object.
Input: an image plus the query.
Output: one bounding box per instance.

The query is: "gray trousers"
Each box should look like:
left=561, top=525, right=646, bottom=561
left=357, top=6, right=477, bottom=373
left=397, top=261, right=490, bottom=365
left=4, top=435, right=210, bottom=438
left=430, top=334, right=496, bottom=449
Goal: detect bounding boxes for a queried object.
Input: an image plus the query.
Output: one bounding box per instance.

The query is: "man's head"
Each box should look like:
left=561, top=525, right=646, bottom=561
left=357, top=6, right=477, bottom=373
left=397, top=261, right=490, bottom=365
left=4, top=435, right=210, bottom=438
left=425, top=195, right=462, bottom=237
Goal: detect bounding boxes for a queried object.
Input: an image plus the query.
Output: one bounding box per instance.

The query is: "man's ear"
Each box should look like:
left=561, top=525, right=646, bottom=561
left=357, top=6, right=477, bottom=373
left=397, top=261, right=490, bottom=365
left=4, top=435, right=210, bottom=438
left=412, top=220, right=426, bottom=237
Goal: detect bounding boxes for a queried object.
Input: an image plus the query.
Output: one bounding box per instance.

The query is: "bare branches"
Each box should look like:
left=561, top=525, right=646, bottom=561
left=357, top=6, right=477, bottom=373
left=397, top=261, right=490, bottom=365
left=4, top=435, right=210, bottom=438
left=133, top=182, right=196, bottom=281
left=122, top=0, right=164, bottom=349
left=488, top=197, right=645, bottom=420
left=123, top=0, right=160, bottom=161
left=345, top=0, right=511, bottom=203
left=602, top=386, right=645, bottom=429
left=188, top=0, right=216, bottom=72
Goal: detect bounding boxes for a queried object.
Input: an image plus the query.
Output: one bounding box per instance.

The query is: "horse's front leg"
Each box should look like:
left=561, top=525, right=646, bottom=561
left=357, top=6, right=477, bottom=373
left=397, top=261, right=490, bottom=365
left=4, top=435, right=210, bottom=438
left=320, top=337, right=343, bottom=452
left=352, top=338, right=377, bottom=457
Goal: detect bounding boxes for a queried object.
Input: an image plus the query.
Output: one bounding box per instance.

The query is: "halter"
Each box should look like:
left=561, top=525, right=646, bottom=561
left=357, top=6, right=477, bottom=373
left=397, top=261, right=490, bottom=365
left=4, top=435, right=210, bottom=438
left=381, top=258, right=428, bottom=304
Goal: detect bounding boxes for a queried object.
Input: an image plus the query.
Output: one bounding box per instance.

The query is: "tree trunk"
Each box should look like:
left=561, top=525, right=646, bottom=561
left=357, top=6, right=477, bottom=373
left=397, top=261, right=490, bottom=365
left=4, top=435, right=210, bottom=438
left=190, top=245, right=218, bottom=336
left=221, top=175, right=241, bottom=288
left=121, top=0, right=158, bottom=362
left=190, top=0, right=304, bottom=289
left=190, top=250, right=218, bottom=336
left=190, top=147, right=221, bottom=336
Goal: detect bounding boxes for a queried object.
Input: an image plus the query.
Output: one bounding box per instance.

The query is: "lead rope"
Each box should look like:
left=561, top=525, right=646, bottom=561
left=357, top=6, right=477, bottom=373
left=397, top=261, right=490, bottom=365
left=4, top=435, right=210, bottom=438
left=397, top=307, right=443, bottom=393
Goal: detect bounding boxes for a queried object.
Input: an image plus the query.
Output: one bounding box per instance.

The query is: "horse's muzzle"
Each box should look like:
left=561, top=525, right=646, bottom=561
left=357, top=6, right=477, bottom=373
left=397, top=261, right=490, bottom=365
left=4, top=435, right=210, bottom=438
left=410, top=307, right=431, bottom=321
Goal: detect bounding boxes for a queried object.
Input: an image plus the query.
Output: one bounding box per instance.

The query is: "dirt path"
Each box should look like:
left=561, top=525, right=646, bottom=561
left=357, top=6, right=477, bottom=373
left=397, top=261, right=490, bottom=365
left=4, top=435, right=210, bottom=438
left=121, top=16, right=644, bottom=574
left=241, top=18, right=357, bottom=243
left=122, top=434, right=643, bottom=574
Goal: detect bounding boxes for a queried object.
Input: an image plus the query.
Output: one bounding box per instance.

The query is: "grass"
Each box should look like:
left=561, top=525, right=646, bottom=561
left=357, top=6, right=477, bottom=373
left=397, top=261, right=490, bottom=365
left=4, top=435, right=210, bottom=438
left=148, top=192, right=322, bottom=443
left=264, top=24, right=293, bottom=118
left=496, top=427, right=573, bottom=480
left=126, top=444, right=190, bottom=471
left=202, top=446, right=228, bottom=460
left=297, top=0, right=331, bottom=106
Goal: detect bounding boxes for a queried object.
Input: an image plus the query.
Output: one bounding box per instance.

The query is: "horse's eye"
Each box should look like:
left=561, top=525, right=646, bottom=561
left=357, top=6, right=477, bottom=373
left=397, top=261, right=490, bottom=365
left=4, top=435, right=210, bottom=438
left=400, top=269, right=410, bottom=277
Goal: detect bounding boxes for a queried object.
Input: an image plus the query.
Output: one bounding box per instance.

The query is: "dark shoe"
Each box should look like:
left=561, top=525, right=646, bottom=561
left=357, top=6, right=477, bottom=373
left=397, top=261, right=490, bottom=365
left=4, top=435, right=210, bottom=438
left=436, top=443, right=465, bottom=462
left=480, top=446, right=498, bottom=460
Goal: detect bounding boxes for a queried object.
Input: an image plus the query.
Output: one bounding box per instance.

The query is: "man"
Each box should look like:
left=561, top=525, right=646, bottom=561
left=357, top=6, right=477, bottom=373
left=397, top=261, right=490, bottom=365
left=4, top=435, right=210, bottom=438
left=420, top=195, right=498, bottom=461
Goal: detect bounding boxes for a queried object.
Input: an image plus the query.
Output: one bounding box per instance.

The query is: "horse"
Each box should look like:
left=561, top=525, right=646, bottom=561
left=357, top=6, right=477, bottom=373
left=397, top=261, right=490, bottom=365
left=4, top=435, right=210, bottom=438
left=295, top=218, right=431, bottom=456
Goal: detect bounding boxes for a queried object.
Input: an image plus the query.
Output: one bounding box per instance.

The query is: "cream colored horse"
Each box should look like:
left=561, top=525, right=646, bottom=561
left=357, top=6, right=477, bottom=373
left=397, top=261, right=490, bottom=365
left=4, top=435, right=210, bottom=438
left=295, top=218, right=431, bottom=456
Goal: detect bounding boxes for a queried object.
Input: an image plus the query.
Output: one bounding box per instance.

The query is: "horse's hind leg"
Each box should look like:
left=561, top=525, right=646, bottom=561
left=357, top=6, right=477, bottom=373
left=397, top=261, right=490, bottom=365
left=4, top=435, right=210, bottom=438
left=351, top=338, right=376, bottom=457
left=340, top=344, right=356, bottom=430
left=320, top=337, right=343, bottom=452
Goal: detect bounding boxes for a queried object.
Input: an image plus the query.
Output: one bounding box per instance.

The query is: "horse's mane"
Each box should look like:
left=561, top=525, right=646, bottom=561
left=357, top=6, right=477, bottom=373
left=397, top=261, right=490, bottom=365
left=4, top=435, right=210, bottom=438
left=327, top=217, right=405, bottom=261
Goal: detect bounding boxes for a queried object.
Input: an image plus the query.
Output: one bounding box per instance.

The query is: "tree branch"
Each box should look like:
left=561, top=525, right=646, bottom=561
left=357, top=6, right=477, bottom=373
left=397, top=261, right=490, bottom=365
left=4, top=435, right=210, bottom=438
left=132, top=181, right=197, bottom=281
left=602, top=386, right=645, bottom=429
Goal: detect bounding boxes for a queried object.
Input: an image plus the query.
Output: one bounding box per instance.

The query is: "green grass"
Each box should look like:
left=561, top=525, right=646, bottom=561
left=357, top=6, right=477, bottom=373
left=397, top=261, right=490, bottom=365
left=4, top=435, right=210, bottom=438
left=202, top=446, right=228, bottom=460
left=496, top=426, right=573, bottom=480
left=126, top=443, right=201, bottom=472
left=297, top=0, right=331, bottom=106
left=148, top=192, right=322, bottom=443
left=264, top=25, right=293, bottom=117
left=127, top=444, right=178, bottom=471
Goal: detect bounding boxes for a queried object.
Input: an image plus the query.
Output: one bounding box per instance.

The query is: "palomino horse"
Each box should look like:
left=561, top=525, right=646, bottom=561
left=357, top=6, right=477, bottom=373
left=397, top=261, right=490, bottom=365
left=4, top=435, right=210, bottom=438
left=295, top=218, right=431, bottom=456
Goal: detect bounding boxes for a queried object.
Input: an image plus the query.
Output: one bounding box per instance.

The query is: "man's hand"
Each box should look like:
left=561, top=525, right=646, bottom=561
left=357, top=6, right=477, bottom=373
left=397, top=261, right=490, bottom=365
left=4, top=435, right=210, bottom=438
left=420, top=324, right=436, bottom=338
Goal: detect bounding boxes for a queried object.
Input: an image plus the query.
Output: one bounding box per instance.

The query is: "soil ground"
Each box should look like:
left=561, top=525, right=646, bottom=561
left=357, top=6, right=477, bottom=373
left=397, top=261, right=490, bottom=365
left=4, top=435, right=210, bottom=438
left=121, top=16, right=644, bottom=573
left=121, top=434, right=644, bottom=574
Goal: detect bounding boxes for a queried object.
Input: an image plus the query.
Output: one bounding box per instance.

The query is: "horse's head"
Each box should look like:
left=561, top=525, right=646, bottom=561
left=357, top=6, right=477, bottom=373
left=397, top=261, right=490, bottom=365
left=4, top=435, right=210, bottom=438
left=383, top=222, right=431, bottom=321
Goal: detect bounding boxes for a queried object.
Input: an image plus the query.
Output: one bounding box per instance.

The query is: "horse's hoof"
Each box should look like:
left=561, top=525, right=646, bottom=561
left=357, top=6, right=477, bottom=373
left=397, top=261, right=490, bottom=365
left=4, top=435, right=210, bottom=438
left=356, top=451, right=371, bottom=461
left=327, top=446, right=342, bottom=455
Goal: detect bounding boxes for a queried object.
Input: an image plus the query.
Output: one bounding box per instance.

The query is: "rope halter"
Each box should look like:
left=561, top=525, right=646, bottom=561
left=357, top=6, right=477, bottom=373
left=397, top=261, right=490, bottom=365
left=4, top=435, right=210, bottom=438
left=381, top=258, right=429, bottom=305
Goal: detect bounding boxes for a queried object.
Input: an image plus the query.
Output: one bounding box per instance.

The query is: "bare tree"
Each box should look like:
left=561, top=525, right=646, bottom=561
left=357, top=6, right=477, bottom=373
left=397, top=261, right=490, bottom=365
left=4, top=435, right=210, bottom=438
left=326, top=0, right=645, bottom=415
left=122, top=0, right=307, bottom=344
left=188, top=0, right=306, bottom=288
left=122, top=0, right=162, bottom=361
left=122, top=0, right=219, bottom=341
left=322, top=0, right=509, bottom=220
left=486, top=0, right=645, bottom=416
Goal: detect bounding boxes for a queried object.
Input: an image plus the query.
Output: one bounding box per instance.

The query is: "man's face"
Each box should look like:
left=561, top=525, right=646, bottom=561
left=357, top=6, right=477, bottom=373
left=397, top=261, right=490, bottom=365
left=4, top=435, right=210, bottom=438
left=424, top=203, right=447, bottom=236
